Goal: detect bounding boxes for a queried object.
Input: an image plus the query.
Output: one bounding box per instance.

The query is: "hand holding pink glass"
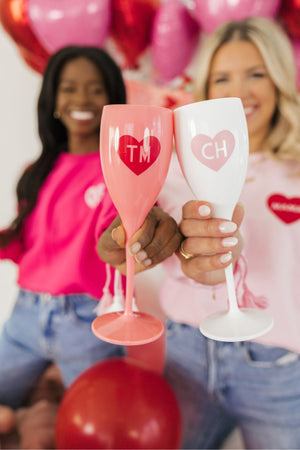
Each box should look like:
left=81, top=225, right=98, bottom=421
left=92, top=104, right=173, bottom=345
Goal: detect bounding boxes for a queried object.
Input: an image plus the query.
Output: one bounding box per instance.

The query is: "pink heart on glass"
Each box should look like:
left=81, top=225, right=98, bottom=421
left=28, top=0, right=111, bottom=53
left=191, top=131, right=235, bottom=171
left=118, top=135, right=161, bottom=176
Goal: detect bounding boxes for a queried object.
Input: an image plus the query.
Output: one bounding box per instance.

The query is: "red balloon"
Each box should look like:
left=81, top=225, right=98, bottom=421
left=55, top=358, right=182, bottom=449
left=0, top=0, right=50, bottom=73
left=110, top=0, right=159, bottom=66
left=17, top=42, right=48, bottom=73
left=279, top=0, right=300, bottom=39
left=126, top=330, right=166, bottom=374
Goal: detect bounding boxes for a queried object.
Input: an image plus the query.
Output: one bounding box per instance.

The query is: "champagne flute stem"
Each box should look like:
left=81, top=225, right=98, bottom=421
left=225, top=264, right=239, bottom=313
left=124, top=243, right=135, bottom=316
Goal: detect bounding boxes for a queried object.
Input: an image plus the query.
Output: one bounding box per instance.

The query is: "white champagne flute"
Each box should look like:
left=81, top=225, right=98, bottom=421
left=174, top=98, right=273, bottom=341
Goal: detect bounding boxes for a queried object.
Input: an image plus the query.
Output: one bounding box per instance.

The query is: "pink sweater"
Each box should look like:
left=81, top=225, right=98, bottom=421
left=0, top=152, right=117, bottom=299
left=158, top=152, right=300, bottom=353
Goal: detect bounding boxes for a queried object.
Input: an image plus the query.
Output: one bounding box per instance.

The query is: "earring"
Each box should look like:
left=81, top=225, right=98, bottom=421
left=53, top=111, right=60, bottom=119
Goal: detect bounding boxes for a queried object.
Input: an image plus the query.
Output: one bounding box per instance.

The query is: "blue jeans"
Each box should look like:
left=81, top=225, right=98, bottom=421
left=0, top=289, right=124, bottom=408
left=164, top=320, right=300, bottom=449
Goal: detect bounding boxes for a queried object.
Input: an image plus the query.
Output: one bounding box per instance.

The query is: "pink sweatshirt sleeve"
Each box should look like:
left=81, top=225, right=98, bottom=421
left=0, top=230, right=24, bottom=264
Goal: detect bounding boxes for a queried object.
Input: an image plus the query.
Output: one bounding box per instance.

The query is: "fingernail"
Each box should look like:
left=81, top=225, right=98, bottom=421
left=143, top=259, right=152, bottom=267
left=112, top=226, right=122, bottom=242
left=219, top=222, right=237, bottom=233
left=130, top=242, right=141, bottom=255
left=135, top=250, right=147, bottom=263
left=220, top=252, right=232, bottom=264
left=222, top=237, right=238, bottom=247
left=199, top=205, right=211, bottom=216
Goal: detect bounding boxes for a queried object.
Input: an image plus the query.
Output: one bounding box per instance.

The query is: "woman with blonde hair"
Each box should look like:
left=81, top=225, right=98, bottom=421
left=100, top=16, right=300, bottom=449
left=194, top=16, right=300, bottom=161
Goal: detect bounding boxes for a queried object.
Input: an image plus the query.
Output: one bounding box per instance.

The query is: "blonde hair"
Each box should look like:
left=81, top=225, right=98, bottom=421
left=194, top=17, right=300, bottom=163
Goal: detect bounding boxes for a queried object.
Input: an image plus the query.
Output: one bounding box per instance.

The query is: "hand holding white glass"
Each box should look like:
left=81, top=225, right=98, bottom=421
left=92, top=104, right=173, bottom=345
left=174, top=98, right=273, bottom=342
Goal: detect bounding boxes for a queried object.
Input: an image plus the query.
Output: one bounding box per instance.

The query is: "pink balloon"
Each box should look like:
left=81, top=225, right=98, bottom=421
left=28, top=0, right=111, bottom=53
left=188, top=0, right=282, bottom=34
left=151, top=0, right=199, bottom=81
left=291, top=38, right=300, bottom=89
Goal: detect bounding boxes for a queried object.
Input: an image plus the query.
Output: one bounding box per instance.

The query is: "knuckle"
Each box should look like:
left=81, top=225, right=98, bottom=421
left=182, top=200, right=194, bottom=216
left=148, top=237, right=164, bottom=255
left=180, top=220, right=192, bottom=236
left=183, top=238, right=194, bottom=255
left=197, top=254, right=220, bottom=272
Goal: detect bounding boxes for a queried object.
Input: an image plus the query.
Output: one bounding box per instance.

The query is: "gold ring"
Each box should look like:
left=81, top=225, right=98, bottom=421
left=179, top=240, right=194, bottom=260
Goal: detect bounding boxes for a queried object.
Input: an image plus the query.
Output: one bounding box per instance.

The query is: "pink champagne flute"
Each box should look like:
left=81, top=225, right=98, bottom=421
left=92, top=104, right=173, bottom=345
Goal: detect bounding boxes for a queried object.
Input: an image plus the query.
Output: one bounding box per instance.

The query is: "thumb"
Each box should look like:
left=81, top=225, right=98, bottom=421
left=111, top=225, right=126, bottom=248
left=232, top=202, right=244, bottom=228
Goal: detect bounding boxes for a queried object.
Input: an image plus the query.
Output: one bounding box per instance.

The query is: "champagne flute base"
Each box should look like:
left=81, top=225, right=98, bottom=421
left=92, top=311, right=164, bottom=346
left=199, top=308, right=274, bottom=342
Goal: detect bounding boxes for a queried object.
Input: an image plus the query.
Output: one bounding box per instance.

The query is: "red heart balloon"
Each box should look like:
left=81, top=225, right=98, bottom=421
left=279, top=0, right=300, bottom=39
left=0, top=0, right=50, bottom=73
left=110, top=0, right=159, bottom=66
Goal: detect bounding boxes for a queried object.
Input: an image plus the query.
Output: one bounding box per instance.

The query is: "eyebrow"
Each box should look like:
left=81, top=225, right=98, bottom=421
left=210, top=64, right=267, bottom=76
left=58, top=79, right=104, bottom=85
left=246, top=65, right=267, bottom=72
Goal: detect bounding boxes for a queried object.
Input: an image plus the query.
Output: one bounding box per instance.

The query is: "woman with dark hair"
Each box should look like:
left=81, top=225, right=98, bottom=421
left=0, top=45, right=180, bottom=413
left=1, top=46, right=126, bottom=245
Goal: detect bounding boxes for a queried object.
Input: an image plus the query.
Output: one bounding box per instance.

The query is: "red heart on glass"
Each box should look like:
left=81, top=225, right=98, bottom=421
left=267, top=194, right=300, bottom=224
left=118, top=135, right=160, bottom=175
left=0, top=0, right=50, bottom=73
left=191, top=130, right=235, bottom=172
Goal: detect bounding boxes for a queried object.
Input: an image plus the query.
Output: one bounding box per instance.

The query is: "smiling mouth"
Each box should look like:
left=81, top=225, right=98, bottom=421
left=70, top=111, right=95, bottom=121
left=243, top=106, right=257, bottom=117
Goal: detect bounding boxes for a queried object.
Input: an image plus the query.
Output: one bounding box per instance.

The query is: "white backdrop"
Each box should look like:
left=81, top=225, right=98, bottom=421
left=0, top=26, right=41, bottom=327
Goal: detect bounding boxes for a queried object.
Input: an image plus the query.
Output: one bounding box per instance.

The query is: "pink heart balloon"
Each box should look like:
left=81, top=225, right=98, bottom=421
left=188, top=0, right=281, bottom=34
left=151, top=0, right=199, bottom=81
left=28, top=0, right=111, bottom=53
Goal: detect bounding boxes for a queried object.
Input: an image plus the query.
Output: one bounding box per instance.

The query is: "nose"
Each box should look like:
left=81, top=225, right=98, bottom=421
left=229, top=79, right=249, bottom=101
left=73, top=88, right=89, bottom=105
